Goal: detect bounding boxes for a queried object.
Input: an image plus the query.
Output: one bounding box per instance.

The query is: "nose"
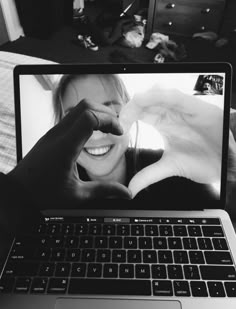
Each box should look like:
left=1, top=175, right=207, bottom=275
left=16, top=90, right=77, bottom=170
left=90, top=130, right=107, bottom=140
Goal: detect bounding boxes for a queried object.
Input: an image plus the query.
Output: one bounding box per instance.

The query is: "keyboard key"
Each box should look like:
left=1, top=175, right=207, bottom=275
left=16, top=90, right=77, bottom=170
left=204, top=251, right=233, bottom=265
left=174, top=280, right=190, bottom=296
left=81, top=249, right=95, bottom=262
left=119, top=264, right=134, bottom=278
left=48, top=224, right=61, bottom=235
left=39, top=262, right=55, bottom=276
left=34, top=223, right=48, bottom=235
left=200, top=266, right=236, bottom=280
left=167, top=265, right=183, bottom=279
left=61, top=223, right=74, bottom=235
left=95, top=237, right=108, bottom=248
left=71, top=263, right=86, bottom=277
left=31, top=278, right=48, bottom=293
left=117, top=225, right=130, bottom=236
left=55, top=263, right=71, bottom=277
left=168, top=238, right=182, bottom=249
left=174, top=251, right=188, bottom=264
left=87, top=263, right=102, bottom=278
left=225, top=282, right=236, bottom=297
left=198, top=238, right=213, bottom=250
left=131, top=225, right=144, bottom=236
left=202, top=226, right=224, bottom=237
left=207, top=281, right=225, bottom=297
left=109, top=237, right=122, bottom=248
left=69, top=279, right=151, bottom=295
left=75, top=223, right=88, bottom=235
left=112, top=250, right=126, bottom=263
left=79, top=236, right=93, bottom=248
left=189, top=251, right=205, bottom=264
left=158, top=250, right=173, bottom=263
left=103, top=264, right=118, bottom=278
left=66, top=249, right=80, bottom=261
left=139, top=237, right=152, bottom=249
left=34, top=248, right=51, bottom=261
left=188, top=226, right=202, bottom=237
left=103, top=224, right=115, bottom=235
left=173, top=225, right=187, bottom=237
left=127, top=250, right=141, bottom=263
left=89, top=224, right=101, bottom=235
left=145, top=225, right=158, bottom=236
left=152, top=265, right=167, bottom=279
left=213, top=238, right=228, bottom=251
left=51, top=248, right=65, bottom=261
left=0, top=277, right=15, bottom=293
left=14, top=277, right=31, bottom=293
left=190, top=281, right=208, bottom=297
left=183, top=238, right=198, bottom=250
left=65, top=236, right=79, bottom=248
left=50, top=236, right=64, bottom=248
left=97, top=249, right=111, bottom=262
left=153, top=280, right=173, bottom=296
left=136, top=264, right=150, bottom=278
left=124, top=237, right=137, bottom=249
left=10, top=247, right=35, bottom=261
left=184, top=265, right=200, bottom=280
left=16, top=261, right=39, bottom=276
left=47, top=278, right=68, bottom=294
left=153, top=237, right=167, bottom=249
left=143, top=250, right=157, bottom=263
left=159, top=225, right=173, bottom=236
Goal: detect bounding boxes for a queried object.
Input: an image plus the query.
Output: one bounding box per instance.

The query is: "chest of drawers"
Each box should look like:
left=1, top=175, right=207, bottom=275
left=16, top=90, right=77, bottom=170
left=147, top=0, right=226, bottom=37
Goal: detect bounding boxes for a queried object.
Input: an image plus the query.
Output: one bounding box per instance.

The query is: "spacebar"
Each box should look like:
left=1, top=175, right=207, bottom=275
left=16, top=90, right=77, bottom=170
left=68, top=279, right=151, bottom=295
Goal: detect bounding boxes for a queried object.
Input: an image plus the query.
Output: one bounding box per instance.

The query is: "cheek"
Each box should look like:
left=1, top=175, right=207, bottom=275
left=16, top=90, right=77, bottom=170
left=114, top=133, right=130, bottom=151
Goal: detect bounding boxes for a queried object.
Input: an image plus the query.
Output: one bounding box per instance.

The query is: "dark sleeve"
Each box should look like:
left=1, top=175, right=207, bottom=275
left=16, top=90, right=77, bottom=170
left=0, top=172, right=39, bottom=236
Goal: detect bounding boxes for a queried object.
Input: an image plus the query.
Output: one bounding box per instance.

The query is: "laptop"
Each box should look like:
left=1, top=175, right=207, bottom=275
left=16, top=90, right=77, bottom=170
left=1, top=62, right=236, bottom=309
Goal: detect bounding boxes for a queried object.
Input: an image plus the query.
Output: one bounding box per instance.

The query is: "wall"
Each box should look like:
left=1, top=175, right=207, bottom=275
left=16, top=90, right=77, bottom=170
left=0, top=0, right=24, bottom=42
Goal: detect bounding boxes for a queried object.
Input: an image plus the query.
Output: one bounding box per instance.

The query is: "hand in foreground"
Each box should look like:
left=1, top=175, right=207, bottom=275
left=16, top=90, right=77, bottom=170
left=120, top=84, right=232, bottom=198
left=9, top=100, right=131, bottom=208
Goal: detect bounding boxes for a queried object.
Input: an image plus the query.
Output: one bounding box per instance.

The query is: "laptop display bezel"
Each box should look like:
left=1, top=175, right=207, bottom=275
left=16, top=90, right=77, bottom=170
left=13, top=63, right=232, bottom=211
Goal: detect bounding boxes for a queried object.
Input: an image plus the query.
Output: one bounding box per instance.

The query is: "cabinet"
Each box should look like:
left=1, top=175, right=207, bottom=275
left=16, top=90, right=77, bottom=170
left=148, top=0, right=226, bottom=37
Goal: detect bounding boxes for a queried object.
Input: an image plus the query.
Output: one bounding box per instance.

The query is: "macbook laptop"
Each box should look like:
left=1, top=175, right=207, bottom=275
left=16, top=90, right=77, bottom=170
left=0, top=63, right=236, bottom=309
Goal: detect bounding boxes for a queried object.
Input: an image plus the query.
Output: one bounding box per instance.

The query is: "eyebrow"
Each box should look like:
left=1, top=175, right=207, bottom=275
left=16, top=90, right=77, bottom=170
left=103, top=100, right=122, bottom=107
left=64, top=100, right=122, bottom=115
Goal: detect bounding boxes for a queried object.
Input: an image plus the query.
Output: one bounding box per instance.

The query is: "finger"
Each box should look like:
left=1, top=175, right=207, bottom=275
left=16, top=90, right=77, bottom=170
left=78, top=181, right=132, bottom=200
left=66, top=108, right=124, bottom=162
left=128, top=155, right=177, bottom=198
left=119, top=100, right=142, bottom=133
left=55, top=99, right=118, bottom=133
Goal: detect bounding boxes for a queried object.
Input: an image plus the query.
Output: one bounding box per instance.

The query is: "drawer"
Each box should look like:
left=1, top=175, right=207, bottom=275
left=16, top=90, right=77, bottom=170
left=153, top=0, right=226, bottom=36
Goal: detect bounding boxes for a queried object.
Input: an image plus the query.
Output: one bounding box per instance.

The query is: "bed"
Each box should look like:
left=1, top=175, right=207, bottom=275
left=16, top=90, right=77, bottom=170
left=0, top=51, right=56, bottom=173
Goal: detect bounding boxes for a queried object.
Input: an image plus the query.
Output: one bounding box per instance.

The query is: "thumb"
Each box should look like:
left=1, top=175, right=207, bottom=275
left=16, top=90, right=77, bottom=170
left=79, top=181, right=132, bottom=200
left=128, top=155, right=177, bottom=198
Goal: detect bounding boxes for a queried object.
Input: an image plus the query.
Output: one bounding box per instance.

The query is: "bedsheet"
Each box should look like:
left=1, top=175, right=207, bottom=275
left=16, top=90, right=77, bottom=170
left=0, top=51, right=56, bottom=173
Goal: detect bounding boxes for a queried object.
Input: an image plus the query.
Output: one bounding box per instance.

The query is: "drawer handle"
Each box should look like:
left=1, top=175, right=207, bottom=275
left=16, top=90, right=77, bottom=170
left=164, top=21, right=173, bottom=27
left=201, top=8, right=211, bottom=14
left=166, top=3, right=175, bottom=9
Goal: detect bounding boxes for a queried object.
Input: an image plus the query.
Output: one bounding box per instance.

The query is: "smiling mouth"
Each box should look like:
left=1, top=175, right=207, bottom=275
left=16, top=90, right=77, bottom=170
left=84, top=145, right=113, bottom=157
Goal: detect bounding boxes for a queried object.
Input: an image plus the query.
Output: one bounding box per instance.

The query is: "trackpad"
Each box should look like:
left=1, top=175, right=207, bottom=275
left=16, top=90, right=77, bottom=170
left=56, top=298, right=181, bottom=309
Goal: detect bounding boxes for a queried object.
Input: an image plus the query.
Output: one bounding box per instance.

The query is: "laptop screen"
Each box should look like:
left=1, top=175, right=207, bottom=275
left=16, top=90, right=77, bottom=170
left=14, top=63, right=231, bottom=210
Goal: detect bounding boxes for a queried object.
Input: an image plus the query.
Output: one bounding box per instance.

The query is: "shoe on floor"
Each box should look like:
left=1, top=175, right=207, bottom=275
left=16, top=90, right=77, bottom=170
left=77, top=35, right=99, bottom=51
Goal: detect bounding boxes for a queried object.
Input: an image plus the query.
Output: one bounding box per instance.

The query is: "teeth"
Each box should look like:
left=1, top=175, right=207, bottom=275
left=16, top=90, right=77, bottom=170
left=84, top=146, right=112, bottom=156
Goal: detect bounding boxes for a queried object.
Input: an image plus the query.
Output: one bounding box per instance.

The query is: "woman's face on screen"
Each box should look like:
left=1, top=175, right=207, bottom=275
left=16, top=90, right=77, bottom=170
left=61, top=75, right=129, bottom=182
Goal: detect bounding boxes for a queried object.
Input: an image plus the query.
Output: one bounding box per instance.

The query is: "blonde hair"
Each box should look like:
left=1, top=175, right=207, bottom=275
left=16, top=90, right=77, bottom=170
left=53, top=74, right=130, bottom=124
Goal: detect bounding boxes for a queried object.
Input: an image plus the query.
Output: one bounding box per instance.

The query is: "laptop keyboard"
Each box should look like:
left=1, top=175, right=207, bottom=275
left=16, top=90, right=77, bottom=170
left=1, top=216, right=236, bottom=297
